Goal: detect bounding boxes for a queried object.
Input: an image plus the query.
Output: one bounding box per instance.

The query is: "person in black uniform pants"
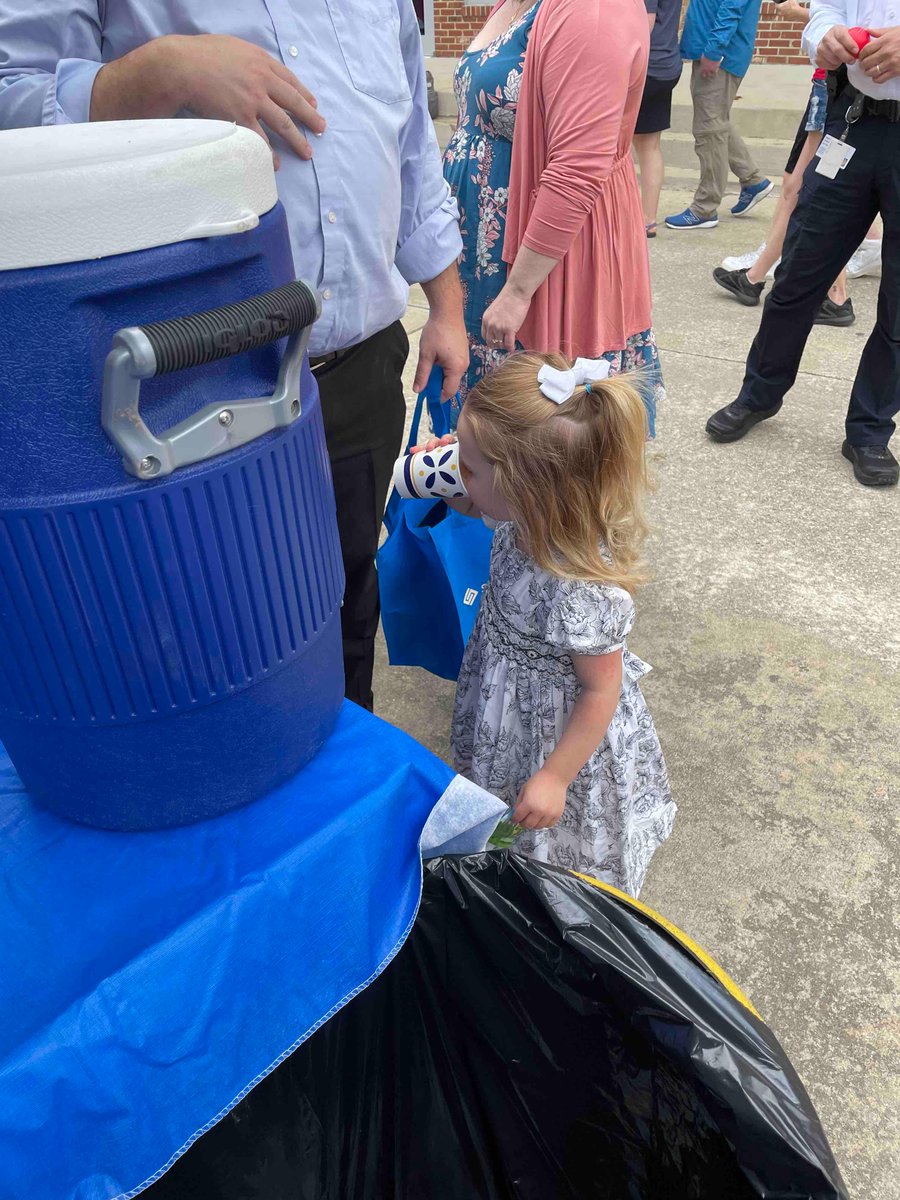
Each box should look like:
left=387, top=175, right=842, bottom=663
left=705, top=7, right=900, bottom=488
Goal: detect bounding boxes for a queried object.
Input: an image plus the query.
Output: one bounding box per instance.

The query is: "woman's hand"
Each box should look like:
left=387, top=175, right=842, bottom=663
left=481, top=286, right=531, bottom=353
left=513, top=769, right=568, bottom=830
left=409, top=433, right=457, bottom=455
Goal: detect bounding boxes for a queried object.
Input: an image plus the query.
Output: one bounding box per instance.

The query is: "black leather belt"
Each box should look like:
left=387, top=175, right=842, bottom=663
left=844, top=83, right=900, bottom=123
left=309, top=346, right=352, bottom=372
left=310, top=323, right=399, bottom=371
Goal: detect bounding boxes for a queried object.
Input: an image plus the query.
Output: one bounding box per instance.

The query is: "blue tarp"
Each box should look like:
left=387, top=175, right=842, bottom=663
left=0, top=702, right=496, bottom=1200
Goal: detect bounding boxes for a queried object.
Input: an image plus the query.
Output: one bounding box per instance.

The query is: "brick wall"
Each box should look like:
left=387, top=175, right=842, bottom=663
left=752, top=8, right=810, bottom=64
left=432, top=1, right=491, bottom=57
left=431, top=2, right=810, bottom=66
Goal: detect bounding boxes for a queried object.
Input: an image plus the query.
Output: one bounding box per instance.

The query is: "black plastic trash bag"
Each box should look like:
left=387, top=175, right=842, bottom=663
left=149, top=854, right=847, bottom=1200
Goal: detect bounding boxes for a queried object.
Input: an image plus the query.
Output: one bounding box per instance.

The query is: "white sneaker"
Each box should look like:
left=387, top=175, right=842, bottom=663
left=847, top=239, right=882, bottom=278
left=721, top=242, right=765, bottom=272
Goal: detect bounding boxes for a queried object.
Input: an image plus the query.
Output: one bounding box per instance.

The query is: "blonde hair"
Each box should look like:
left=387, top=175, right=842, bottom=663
left=463, top=352, right=651, bottom=593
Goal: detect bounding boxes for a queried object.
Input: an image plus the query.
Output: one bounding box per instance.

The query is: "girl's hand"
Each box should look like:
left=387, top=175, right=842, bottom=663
left=408, top=433, right=457, bottom=454
left=481, top=286, right=530, bottom=353
left=513, top=769, right=567, bottom=830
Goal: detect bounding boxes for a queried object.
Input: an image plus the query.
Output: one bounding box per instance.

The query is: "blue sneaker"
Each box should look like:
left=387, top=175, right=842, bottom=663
left=665, top=208, right=718, bottom=230
left=731, top=179, right=774, bottom=217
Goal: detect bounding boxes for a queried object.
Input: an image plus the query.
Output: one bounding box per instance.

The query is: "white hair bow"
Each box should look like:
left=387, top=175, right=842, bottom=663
left=537, top=357, right=612, bottom=405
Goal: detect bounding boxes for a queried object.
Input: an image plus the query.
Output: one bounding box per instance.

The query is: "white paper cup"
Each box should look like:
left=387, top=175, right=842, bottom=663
left=392, top=444, right=468, bottom=500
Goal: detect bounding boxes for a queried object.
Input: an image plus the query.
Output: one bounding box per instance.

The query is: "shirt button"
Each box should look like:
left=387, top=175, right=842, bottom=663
left=322, top=288, right=333, bottom=300
left=327, top=211, right=337, bottom=223
left=288, top=44, right=299, bottom=57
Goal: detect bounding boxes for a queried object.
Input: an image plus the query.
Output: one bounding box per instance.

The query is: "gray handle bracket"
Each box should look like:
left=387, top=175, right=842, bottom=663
left=101, top=281, right=321, bottom=480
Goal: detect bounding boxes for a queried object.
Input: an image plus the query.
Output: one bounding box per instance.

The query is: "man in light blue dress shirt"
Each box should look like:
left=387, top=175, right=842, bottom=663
left=0, top=0, right=467, bottom=708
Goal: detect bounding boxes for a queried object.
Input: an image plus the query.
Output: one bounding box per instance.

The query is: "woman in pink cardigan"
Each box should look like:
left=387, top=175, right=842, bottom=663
left=443, top=0, right=662, bottom=434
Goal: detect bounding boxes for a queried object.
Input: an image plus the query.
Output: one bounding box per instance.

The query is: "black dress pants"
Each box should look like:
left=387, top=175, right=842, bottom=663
left=737, top=101, right=900, bottom=447
left=315, top=321, right=408, bottom=710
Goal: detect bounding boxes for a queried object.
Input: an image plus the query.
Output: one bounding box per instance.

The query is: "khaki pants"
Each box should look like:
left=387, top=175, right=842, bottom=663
left=690, top=61, right=762, bottom=217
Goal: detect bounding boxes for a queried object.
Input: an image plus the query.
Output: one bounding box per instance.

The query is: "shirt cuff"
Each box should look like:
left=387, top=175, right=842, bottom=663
left=801, top=25, right=820, bottom=63
left=53, top=58, right=104, bottom=124
left=521, top=220, right=571, bottom=259
left=394, top=188, right=462, bottom=285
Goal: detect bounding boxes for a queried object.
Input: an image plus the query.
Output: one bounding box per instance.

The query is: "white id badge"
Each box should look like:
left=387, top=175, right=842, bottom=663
left=815, top=135, right=856, bottom=178
left=815, top=134, right=841, bottom=159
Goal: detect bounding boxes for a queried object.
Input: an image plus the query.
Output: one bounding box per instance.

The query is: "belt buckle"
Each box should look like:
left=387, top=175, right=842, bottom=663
left=310, top=351, right=338, bottom=373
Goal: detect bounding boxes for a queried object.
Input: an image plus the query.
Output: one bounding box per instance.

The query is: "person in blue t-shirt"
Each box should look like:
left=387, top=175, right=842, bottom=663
left=665, top=0, right=773, bottom=229
left=634, top=0, right=684, bottom=236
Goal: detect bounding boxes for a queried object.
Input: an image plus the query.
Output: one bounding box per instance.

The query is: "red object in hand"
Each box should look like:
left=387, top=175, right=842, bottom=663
left=848, top=26, right=871, bottom=53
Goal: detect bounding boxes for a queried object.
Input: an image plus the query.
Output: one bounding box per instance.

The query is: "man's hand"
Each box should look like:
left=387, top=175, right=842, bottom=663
left=770, top=0, right=809, bottom=25
left=91, top=34, right=325, bottom=168
left=415, top=313, right=468, bottom=403
left=513, top=769, right=568, bottom=831
left=415, top=264, right=468, bottom=403
left=177, top=35, right=325, bottom=164
left=859, top=27, right=900, bottom=82
left=699, top=55, right=721, bottom=78
left=481, top=285, right=530, bottom=353
left=816, top=24, right=860, bottom=69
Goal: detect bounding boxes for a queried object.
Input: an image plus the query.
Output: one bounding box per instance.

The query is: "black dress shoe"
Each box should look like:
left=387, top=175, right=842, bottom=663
left=706, top=400, right=782, bottom=442
left=841, top=440, right=899, bottom=486
left=712, top=267, right=765, bottom=307
left=815, top=297, right=855, bottom=327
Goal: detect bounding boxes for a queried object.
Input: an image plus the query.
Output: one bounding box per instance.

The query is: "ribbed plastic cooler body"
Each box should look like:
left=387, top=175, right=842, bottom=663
left=0, top=204, right=345, bottom=829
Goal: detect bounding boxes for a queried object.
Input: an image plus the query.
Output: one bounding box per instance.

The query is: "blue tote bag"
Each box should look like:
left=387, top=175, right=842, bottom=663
left=378, top=368, right=493, bottom=682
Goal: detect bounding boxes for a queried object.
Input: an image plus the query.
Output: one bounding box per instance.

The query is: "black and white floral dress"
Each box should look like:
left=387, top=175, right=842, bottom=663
left=452, top=522, right=675, bottom=897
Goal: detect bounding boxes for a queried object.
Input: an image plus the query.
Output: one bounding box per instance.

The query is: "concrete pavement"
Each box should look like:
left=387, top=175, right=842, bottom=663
left=378, top=178, right=899, bottom=1198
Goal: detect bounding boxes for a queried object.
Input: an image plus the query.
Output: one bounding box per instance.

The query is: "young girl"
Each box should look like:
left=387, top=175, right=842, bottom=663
left=424, top=352, right=675, bottom=897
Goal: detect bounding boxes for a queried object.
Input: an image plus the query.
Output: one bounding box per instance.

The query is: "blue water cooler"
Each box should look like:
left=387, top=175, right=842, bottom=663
left=0, top=120, right=345, bottom=830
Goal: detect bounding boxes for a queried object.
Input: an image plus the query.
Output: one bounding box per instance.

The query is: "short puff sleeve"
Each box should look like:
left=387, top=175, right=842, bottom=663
left=545, top=584, right=635, bottom=656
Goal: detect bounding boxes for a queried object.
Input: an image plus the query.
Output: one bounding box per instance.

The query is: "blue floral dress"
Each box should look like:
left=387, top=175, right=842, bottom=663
left=443, top=2, right=664, bottom=435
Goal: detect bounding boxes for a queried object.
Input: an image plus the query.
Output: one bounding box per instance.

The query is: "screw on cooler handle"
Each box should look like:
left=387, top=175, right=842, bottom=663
left=101, top=280, right=322, bottom=480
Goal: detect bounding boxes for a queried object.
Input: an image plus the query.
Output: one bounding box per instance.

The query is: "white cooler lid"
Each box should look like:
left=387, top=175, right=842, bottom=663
left=0, top=119, right=279, bottom=271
